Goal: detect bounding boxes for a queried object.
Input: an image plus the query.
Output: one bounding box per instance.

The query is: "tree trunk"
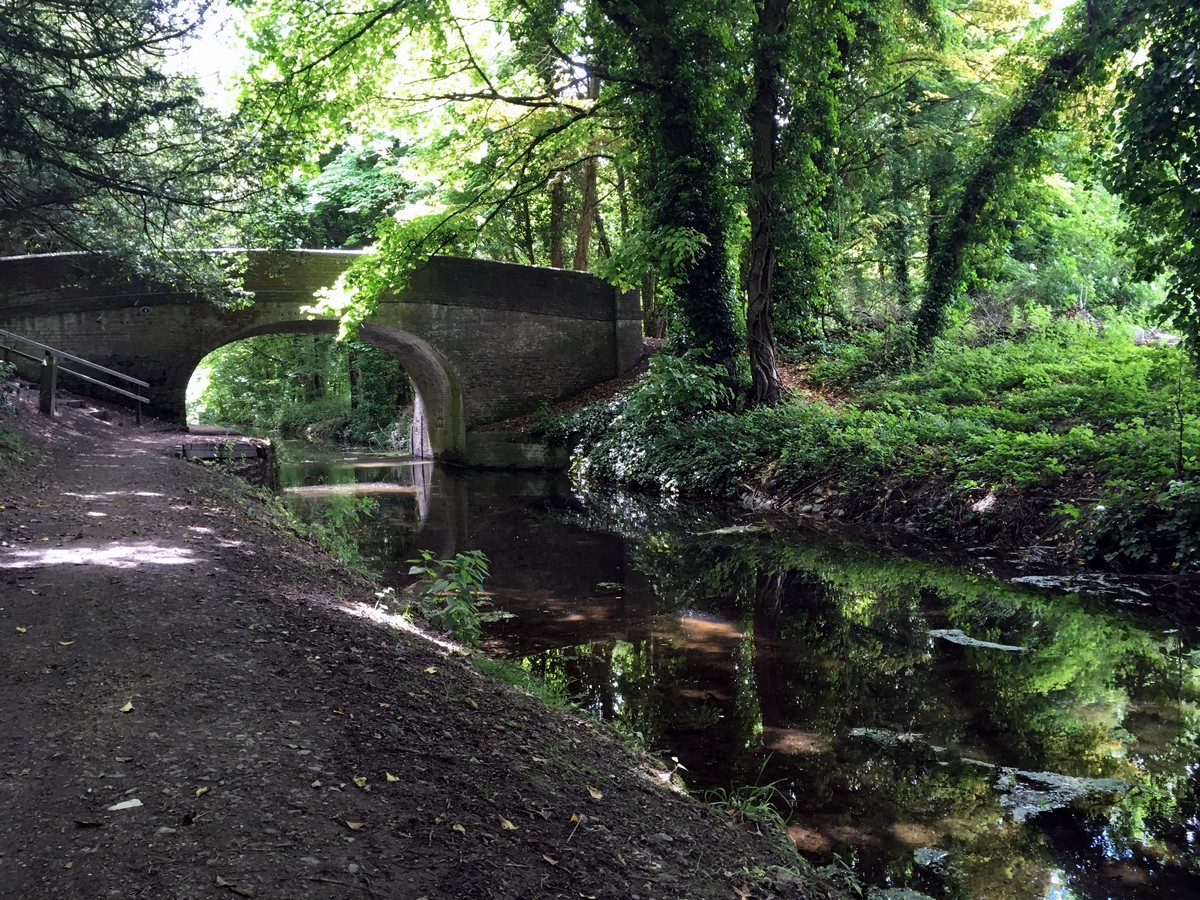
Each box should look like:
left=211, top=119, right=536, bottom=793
left=548, top=177, right=566, bottom=268
left=746, top=0, right=788, bottom=407
left=573, top=75, right=601, bottom=271
left=915, top=0, right=1128, bottom=347
left=594, top=209, right=612, bottom=259
left=520, top=196, right=536, bottom=264
left=642, top=270, right=663, bottom=338
left=348, top=344, right=361, bottom=411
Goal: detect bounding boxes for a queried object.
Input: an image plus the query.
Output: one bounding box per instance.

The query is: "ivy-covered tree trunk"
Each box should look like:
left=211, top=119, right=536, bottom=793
left=914, top=0, right=1129, bottom=347
left=746, top=0, right=788, bottom=406
left=598, top=0, right=740, bottom=371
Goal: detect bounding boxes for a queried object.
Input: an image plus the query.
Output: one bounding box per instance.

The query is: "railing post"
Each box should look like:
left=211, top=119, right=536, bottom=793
left=39, top=351, right=58, bottom=416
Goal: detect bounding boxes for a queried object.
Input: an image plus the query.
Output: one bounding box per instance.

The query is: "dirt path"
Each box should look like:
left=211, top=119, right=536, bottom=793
left=0, top=392, right=839, bottom=900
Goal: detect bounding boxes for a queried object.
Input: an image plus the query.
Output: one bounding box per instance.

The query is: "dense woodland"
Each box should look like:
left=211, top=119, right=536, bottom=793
left=2, top=0, right=1199, bottom=568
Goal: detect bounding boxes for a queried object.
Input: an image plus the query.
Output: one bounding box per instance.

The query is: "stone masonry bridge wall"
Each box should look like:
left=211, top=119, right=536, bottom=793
left=0, top=251, right=642, bottom=461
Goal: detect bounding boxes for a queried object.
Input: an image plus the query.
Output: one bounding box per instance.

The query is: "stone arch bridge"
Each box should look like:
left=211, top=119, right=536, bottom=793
left=0, top=251, right=642, bottom=463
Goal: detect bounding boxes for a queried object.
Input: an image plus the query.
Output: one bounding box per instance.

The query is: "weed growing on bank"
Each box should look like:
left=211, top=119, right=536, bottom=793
left=543, top=322, right=1200, bottom=571
left=406, top=549, right=503, bottom=645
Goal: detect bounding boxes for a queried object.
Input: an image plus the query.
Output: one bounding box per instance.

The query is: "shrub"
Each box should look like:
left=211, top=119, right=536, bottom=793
left=407, top=550, right=494, bottom=645
left=623, top=350, right=733, bottom=421
left=1073, top=481, right=1200, bottom=571
left=274, top=396, right=352, bottom=437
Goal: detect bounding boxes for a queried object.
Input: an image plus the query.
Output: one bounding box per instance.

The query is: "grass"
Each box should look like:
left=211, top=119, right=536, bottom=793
left=473, top=656, right=577, bottom=710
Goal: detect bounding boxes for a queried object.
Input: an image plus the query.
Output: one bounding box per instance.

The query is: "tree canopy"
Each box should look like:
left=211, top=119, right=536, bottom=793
left=226, top=0, right=1196, bottom=381
left=0, top=0, right=254, bottom=288
left=8, top=0, right=1196, bottom=377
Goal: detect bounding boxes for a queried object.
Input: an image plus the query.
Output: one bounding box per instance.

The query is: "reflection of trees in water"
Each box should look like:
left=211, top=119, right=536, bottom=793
left=282, top=469, right=1200, bottom=895
left=542, top=490, right=1200, bottom=895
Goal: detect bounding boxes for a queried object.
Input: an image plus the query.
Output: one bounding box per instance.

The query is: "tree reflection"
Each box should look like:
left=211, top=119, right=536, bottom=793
left=527, top=491, right=1200, bottom=895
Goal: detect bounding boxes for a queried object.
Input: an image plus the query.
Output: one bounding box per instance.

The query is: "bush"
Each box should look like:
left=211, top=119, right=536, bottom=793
left=623, top=350, right=733, bottom=421
left=407, top=550, right=495, bottom=645
left=1073, top=481, right=1200, bottom=571
left=807, top=323, right=917, bottom=387
left=274, top=396, right=352, bottom=437
left=559, top=321, right=1200, bottom=572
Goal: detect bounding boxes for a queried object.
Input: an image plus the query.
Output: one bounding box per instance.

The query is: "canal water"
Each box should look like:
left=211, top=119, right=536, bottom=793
left=278, top=444, right=1200, bottom=898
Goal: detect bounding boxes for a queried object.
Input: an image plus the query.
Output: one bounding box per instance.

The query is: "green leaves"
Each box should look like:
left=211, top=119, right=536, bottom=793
left=623, top=350, right=733, bottom=421
left=1107, top=1, right=1200, bottom=349
left=407, top=550, right=494, bottom=645
left=1, top=0, right=252, bottom=275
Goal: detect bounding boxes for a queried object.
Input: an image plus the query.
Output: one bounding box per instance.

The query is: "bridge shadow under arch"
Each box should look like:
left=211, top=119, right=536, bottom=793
left=193, top=320, right=465, bottom=459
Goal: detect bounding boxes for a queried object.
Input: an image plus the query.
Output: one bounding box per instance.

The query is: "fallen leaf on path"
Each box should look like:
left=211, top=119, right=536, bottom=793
left=311, top=779, right=321, bottom=788
left=588, top=786, right=603, bottom=801
left=570, top=813, right=580, bottom=824
left=58, top=640, right=74, bottom=646
left=734, top=886, right=752, bottom=899
left=499, top=816, right=517, bottom=831
left=463, top=697, right=478, bottom=710
left=353, top=776, right=367, bottom=788
left=452, top=824, right=466, bottom=835
left=344, top=821, right=365, bottom=830
left=195, top=786, right=209, bottom=798
left=424, top=666, right=438, bottom=674
left=119, top=700, right=133, bottom=713
left=543, top=855, right=558, bottom=866
left=215, top=875, right=256, bottom=897
left=15, top=626, right=27, bottom=633
left=114, top=757, right=132, bottom=763
left=107, top=799, right=142, bottom=811
left=385, top=772, right=398, bottom=783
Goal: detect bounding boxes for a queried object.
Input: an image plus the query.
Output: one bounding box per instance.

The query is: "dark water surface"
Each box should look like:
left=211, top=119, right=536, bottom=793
left=278, top=444, right=1200, bottom=899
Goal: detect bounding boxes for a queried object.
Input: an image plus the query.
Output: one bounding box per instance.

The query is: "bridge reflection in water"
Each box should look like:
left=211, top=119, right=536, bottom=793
left=277, top=445, right=1200, bottom=900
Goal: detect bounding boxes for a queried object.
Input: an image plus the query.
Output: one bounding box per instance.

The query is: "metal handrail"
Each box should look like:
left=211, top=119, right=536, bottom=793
left=0, top=328, right=149, bottom=389
left=0, top=327, right=150, bottom=421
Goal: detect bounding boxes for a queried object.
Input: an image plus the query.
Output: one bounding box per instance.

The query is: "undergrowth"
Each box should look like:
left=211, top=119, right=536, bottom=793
left=545, top=323, right=1200, bottom=571
left=406, top=549, right=500, bottom=645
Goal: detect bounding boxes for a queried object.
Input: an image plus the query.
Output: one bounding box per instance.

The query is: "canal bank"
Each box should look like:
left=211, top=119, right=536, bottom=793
left=0, top=394, right=840, bottom=900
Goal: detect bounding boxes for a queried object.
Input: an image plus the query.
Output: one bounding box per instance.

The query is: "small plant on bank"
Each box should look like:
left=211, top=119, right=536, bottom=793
left=407, top=549, right=498, bottom=645
left=705, top=760, right=790, bottom=837
left=623, top=350, right=733, bottom=421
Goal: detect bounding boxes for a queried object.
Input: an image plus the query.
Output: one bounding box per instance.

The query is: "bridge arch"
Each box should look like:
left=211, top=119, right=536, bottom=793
left=187, top=320, right=465, bottom=459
